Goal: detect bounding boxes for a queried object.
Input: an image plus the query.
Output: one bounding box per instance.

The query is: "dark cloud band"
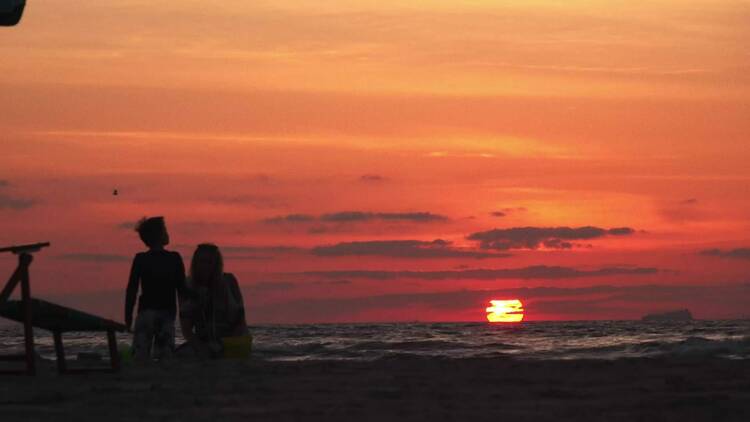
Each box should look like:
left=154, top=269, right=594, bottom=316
left=467, top=226, right=635, bottom=250
left=311, top=239, right=509, bottom=259
left=700, top=248, right=750, bottom=260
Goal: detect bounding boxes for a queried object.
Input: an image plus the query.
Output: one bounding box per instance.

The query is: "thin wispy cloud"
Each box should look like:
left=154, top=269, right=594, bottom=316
left=359, top=174, right=386, bottom=183
left=300, top=265, right=659, bottom=281
left=58, top=253, right=130, bottom=263
left=0, top=179, right=37, bottom=211
left=700, top=248, right=750, bottom=260
left=0, top=194, right=35, bottom=210
left=263, top=211, right=448, bottom=224
left=0, top=181, right=35, bottom=210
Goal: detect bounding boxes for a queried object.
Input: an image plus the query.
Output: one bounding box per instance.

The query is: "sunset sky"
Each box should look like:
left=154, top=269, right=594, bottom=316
left=1, top=0, right=749, bottom=323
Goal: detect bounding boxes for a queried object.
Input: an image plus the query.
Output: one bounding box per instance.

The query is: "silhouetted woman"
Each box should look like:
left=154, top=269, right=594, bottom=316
left=178, top=243, right=248, bottom=358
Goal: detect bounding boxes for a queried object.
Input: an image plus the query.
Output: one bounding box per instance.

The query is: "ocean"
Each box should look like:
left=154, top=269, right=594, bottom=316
left=2, top=320, right=750, bottom=362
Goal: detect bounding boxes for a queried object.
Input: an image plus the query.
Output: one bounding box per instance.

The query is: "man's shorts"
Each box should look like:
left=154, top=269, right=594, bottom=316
left=132, top=309, right=175, bottom=360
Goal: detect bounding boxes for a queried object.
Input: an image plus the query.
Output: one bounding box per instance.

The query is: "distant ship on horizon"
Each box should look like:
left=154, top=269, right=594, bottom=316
left=642, top=309, right=694, bottom=322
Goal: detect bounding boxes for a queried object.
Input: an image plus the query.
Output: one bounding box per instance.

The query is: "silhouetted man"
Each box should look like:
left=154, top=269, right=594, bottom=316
left=125, top=216, right=186, bottom=361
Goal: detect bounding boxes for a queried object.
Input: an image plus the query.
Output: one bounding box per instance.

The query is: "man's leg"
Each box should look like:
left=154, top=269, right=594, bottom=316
left=152, top=312, right=176, bottom=360
left=132, top=310, right=155, bottom=361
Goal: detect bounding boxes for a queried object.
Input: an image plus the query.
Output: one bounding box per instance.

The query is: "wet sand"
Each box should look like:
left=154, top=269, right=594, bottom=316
left=2, top=356, right=750, bottom=421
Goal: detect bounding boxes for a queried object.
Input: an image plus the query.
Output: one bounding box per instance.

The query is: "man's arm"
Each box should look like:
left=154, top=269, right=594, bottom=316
left=174, top=253, right=188, bottom=297
left=175, top=253, right=197, bottom=341
left=124, top=255, right=141, bottom=330
left=180, top=315, right=197, bottom=343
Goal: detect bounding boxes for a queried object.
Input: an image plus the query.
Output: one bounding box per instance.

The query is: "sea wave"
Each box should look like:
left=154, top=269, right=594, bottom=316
left=2, top=320, right=750, bottom=361
left=632, top=336, right=750, bottom=358
left=536, top=335, right=750, bottom=360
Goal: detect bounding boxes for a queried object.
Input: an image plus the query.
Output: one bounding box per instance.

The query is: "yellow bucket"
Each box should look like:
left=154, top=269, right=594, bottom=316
left=119, top=344, right=134, bottom=365
left=221, top=334, right=253, bottom=359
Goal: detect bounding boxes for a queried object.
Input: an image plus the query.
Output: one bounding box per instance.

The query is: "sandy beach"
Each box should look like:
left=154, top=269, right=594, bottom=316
left=1, top=356, right=749, bottom=421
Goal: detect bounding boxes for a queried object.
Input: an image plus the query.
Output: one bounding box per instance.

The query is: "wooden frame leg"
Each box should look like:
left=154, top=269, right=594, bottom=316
left=107, top=330, right=120, bottom=372
left=53, top=331, right=67, bottom=374
left=19, top=254, right=35, bottom=375
left=0, top=253, right=32, bottom=304
left=0, top=263, right=22, bottom=304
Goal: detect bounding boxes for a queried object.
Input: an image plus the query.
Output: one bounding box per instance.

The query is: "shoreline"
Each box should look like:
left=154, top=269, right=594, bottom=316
left=2, top=356, right=749, bottom=421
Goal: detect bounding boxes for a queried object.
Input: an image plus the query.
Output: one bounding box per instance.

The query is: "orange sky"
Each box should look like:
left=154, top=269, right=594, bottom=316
left=1, top=0, right=749, bottom=322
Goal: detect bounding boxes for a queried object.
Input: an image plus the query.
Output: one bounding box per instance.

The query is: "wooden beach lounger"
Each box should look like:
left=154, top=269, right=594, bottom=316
left=0, top=242, right=127, bottom=375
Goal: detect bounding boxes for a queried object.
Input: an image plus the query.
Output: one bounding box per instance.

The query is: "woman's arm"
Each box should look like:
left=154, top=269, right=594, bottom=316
left=180, top=314, right=214, bottom=358
left=178, top=279, right=198, bottom=342
left=226, top=273, right=249, bottom=335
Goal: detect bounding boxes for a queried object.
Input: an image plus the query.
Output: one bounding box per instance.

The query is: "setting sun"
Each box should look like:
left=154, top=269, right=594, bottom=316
left=486, top=300, right=524, bottom=323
